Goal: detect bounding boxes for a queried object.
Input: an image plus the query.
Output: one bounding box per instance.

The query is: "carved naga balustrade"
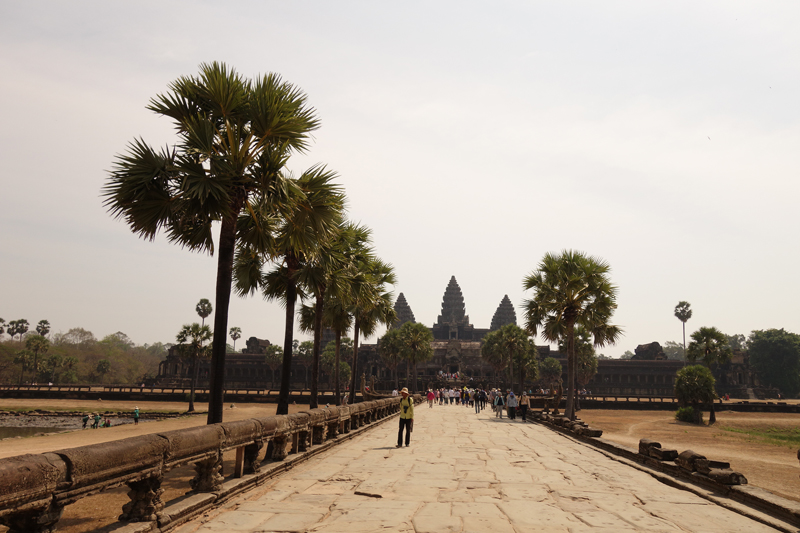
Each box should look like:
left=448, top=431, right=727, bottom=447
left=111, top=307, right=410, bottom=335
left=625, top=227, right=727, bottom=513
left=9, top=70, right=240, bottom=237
left=0, top=396, right=418, bottom=533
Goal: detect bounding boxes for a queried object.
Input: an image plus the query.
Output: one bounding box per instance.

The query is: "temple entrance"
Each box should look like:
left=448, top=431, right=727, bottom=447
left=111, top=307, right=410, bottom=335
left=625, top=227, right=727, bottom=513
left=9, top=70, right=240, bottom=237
left=449, top=366, right=458, bottom=373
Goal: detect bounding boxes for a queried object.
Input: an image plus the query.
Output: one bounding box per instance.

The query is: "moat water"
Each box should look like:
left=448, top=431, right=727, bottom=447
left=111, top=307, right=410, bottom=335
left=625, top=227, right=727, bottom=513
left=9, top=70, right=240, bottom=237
left=0, top=426, right=69, bottom=439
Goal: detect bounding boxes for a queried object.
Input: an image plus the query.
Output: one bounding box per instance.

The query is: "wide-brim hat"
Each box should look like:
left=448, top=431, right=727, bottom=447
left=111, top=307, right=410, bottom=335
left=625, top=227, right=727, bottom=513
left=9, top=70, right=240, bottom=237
left=400, top=387, right=409, bottom=395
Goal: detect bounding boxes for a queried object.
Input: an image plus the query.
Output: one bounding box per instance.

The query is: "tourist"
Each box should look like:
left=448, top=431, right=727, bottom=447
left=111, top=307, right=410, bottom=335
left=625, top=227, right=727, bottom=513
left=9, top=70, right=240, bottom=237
left=507, top=391, right=518, bottom=420
left=474, top=390, right=481, bottom=414
left=519, top=391, right=530, bottom=422
left=427, top=389, right=435, bottom=408
left=397, top=387, right=414, bottom=448
left=133, top=406, right=140, bottom=425
left=392, top=389, right=398, bottom=397
left=494, top=391, right=505, bottom=418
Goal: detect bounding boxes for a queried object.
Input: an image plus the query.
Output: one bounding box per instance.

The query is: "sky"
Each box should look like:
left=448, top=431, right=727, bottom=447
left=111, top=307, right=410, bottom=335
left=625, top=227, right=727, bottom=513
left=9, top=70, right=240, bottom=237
left=1, top=2, right=798, bottom=357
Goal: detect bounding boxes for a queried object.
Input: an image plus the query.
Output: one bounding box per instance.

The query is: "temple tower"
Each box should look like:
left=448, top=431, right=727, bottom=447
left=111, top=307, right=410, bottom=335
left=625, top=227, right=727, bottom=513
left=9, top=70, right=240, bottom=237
left=437, top=276, right=469, bottom=326
left=431, top=276, right=484, bottom=341
left=490, top=295, right=517, bottom=331
left=392, top=292, right=416, bottom=328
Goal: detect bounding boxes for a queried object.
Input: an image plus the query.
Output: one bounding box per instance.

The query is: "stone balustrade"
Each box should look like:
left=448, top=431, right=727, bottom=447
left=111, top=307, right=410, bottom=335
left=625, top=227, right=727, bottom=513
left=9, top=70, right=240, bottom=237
left=0, top=396, right=417, bottom=533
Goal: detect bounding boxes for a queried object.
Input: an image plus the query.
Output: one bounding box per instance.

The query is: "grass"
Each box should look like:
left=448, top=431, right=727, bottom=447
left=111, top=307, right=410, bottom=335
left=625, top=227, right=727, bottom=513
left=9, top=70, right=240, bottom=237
left=721, top=426, right=800, bottom=448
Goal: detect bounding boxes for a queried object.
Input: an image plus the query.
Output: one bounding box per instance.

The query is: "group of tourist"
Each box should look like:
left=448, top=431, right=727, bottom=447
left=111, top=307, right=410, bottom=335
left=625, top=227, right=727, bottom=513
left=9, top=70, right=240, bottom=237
left=80, top=406, right=140, bottom=429
left=414, top=387, right=532, bottom=421
left=82, top=413, right=111, bottom=429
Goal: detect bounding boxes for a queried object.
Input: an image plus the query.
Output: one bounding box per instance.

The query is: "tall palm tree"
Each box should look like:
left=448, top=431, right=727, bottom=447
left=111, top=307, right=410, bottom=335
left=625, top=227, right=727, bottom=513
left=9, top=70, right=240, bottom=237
left=25, top=335, right=50, bottom=384
left=348, top=258, right=397, bottom=404
left=229, top=327, right=242, bottom=351
left=36, top=320, right=51, bottom=338
left=320, top=293, right=353, bottom=405
left=234, top=166, right=344, bottom=415
left=397, top=322, right=433, bottom=393
left=175, top=323, right=213, bottom=412
left=378, top=327, right=403, bottom=389
left=481, top=324, right=531, bottom=391
left=104, top=63, right=319, bottom=424
left=523, top=250, right=622, bottom=420
left=674, top=301, right=692, bottom=363
left=196, top=299, right=213, bottom=327
left=686, top=326, right=732, bottom=424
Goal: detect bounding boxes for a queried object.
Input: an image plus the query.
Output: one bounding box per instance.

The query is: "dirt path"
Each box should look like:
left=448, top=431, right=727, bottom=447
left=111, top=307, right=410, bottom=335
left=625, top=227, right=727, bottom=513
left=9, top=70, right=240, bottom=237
left=578, top=409, right=800, bottom=503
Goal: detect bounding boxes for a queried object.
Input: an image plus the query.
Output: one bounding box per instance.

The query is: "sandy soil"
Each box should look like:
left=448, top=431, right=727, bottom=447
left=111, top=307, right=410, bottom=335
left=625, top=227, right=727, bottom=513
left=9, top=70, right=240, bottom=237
left=578, top=408, right=800, bottom=503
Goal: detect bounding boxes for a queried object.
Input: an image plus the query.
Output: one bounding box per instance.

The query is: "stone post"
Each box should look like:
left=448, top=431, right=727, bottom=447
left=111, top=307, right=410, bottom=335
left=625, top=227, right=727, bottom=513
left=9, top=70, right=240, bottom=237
left=1, top=501, right=64, bottom=533
left=119, top=474, right=164, bottom=522
left=191, top=455, right=223, bottom=493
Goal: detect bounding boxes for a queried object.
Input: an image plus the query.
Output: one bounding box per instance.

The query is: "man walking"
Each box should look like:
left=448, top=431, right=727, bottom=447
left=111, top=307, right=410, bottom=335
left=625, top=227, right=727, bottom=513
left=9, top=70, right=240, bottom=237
left=397, top=387, right=414, bottom=447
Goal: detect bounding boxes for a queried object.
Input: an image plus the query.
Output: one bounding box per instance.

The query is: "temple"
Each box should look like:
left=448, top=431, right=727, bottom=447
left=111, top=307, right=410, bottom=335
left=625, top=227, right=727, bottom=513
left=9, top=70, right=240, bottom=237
left=154, top=275, right=774, bottom=399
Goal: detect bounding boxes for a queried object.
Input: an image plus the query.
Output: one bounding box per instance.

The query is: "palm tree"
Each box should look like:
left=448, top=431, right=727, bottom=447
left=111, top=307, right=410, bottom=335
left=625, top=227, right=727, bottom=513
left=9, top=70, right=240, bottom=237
left=686, top=326, right=732, bottom=424
left=25, top=335, right=50, bottom=384
left=523, top=250, right=622, bottom=420
left=14, top=351, right=32, bottom=385
left=397, top=322, right=433, bottom=393
left=295, top=340, right=314, bottom=389
left=298, top=221, right=376, bottom=408
left=559, top=324, right=598, bottom=410
left=481, top=324, right=532, bottom=391
left=320, top=294, right=353, bottom=405
left=264, top=345, right=283, bottom=388
left=175, top=323, right=213, bottom=412
left=103, top=62, right=320, bottom=424
left=674, top=301, right=692, bottom=361
left=378, top=327, right=403, bottom=389
left=348, top=258, right=397, bottom=404
left=234, top=166, right=344, bottom=415
left=196, top=299, right=213, bottom=327
left=8, top=319, right=29, bottom=343
left=0, top=319, right=5, bottom=338
left=36, top=320, right=51, bottom=338
left=229, top=327, right=242, bottom=351
left=46, top=354, right=63, bottom=383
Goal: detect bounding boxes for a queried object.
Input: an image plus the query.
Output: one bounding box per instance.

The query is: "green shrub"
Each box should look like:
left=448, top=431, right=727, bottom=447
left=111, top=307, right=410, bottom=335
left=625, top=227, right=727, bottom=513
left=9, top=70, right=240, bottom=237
left=675, top=406, right=701, bottom=423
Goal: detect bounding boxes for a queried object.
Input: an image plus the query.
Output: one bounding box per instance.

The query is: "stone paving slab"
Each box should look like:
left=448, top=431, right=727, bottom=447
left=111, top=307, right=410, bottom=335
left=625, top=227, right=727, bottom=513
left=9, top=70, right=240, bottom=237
left=174, top=403, right=788, bottom=533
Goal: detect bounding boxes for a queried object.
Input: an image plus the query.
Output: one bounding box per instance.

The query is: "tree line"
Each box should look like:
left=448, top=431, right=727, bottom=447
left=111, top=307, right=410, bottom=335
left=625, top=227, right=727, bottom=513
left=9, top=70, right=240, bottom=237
left=104, top=62, right=397, bottom=424
left=0, top=324, right=165, bottom=386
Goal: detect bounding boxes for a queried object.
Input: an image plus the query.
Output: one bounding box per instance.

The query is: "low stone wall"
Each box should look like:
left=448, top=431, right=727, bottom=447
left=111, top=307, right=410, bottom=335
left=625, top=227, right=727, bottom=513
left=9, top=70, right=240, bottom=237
left=0, top=396, right=420, bottom=533
left=528, top=410, right=800, bottom=530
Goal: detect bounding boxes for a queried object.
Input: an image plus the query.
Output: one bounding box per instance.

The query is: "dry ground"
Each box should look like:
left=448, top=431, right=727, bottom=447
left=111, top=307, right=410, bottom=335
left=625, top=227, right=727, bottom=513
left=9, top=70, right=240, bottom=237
left=578, top=408, right=800, bottom=503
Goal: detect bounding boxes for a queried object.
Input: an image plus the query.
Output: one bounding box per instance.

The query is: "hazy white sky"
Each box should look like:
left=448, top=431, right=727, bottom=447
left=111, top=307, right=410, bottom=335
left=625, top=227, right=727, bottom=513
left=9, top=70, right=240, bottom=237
left=1, top=2, right=798, bottom=356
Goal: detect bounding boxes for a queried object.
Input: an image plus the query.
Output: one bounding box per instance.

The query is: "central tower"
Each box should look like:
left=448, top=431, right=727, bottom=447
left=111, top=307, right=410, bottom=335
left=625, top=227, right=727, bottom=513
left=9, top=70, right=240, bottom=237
left=432, top=276, right=484, bottom=341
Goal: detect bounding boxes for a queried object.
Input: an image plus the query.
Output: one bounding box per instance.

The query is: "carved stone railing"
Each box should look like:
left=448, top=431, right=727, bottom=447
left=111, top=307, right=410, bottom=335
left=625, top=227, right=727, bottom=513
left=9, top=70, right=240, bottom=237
left=0, top=396, right=419, bottom=533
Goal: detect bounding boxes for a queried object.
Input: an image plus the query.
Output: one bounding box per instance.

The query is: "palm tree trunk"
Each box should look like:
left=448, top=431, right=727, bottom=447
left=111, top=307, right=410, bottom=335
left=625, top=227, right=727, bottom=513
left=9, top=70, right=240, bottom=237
left=207, top=207, right=240, bottom=425
left=507, top=349, right=514, bottom=390
left=565, top=323, right=577, bottom=420
left=334, top=330, right=342, bottom=406
left=277, top=263, right=298, bottom=416
left=348, top=316, right=360, bottom=405
left=310, top=293, right=324, bottom=409
left=413, top=358, right=418, bottom=393
left=189, top=356, right=198, bottom=412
